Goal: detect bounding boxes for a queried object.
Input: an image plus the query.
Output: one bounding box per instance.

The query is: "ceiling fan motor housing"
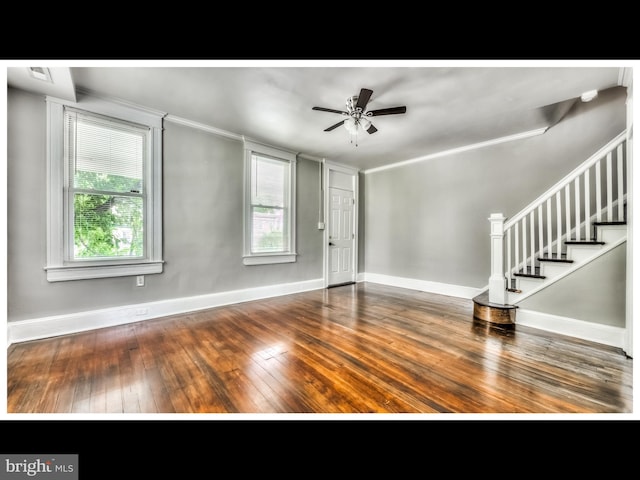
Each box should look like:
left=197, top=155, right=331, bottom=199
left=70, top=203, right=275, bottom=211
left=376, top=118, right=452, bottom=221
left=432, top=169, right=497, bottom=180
left=347, top=95, right=360, bottom=116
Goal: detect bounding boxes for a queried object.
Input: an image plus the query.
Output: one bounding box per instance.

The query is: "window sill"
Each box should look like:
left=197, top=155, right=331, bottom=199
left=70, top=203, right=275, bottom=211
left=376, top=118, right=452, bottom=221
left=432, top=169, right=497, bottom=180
left=45, top=261, right=164, bottom=282
left=242, top=253, right=297, bottom=266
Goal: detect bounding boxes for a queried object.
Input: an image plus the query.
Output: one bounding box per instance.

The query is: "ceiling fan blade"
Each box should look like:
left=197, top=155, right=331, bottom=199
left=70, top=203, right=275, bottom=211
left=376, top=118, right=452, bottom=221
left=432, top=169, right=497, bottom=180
left=355, top=88, right=373, bottom=111
left=313, top=106, right=348, bottom=115
left=367, top=106, right=407, bottom=116
left=324, top=120, right=346, bottom=132
left=366, top=124, right=378, bottom=134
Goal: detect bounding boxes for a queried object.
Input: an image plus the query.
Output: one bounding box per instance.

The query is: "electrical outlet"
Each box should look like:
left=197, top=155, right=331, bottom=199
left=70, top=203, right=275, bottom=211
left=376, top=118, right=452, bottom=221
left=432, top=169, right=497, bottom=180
left=136, top=275, right=145, bottom=287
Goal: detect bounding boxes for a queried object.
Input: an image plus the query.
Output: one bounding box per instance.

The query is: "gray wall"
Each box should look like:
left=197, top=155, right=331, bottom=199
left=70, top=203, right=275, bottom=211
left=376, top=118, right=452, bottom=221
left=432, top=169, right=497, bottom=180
left=358, top=172, right=366, bottom=273
left=7, top=85, right=628, bottom=326
left=518, top=243, right=626, bottom=327
left=7, top=88, right=324, bottom=322
left=363, top=87, right=627, bottom=290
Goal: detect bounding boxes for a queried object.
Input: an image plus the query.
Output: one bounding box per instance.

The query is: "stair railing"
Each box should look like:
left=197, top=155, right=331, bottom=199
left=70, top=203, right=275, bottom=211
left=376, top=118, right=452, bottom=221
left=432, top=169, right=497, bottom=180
left=488, top=130, right=627, bottom=305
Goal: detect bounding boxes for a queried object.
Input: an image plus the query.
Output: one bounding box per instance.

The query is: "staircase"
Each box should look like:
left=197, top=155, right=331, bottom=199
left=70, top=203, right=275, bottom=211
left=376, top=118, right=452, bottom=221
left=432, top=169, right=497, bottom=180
left=474, top=130, right=629, bottom=325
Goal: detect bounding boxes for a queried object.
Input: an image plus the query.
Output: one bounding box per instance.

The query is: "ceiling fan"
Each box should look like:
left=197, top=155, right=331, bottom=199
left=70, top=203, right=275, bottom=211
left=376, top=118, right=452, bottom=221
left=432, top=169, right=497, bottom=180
left=312, top=88, right=407, bottom=144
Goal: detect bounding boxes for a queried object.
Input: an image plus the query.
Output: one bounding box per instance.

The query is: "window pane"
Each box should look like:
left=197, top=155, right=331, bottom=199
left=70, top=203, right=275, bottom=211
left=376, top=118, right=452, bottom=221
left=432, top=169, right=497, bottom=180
left=251, top=206, right=284, bottom=253
left=74, top=193, right=143, bottom=258
left=72, top=113, right=145, bottom=193
left=252, top=155, right=286, bottom=207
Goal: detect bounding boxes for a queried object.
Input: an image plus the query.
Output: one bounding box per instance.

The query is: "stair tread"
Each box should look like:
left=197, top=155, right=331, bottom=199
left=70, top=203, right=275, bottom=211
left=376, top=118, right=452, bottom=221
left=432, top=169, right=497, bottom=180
left=513, top=273, right=546, bottom=279
left=593, top=221, right=626, bottom=225
left=538, top=257, right=574, bottom=263
left=565, top=240, right=605, bottom=245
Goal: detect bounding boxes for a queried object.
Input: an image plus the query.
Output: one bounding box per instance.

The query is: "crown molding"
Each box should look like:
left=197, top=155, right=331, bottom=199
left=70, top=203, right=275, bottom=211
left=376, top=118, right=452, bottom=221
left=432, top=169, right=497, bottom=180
left=364, top=127, right=548, bottom=174
left=164, top=114, right=243, bottom=141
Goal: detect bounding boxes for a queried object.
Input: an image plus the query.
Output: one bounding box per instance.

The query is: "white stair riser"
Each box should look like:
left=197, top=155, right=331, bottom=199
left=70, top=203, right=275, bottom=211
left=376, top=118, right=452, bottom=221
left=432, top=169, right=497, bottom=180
left=597, top=225, right=627, bottom=243
left=539, top=262, right=572, bottom=279
left=517, top=276, right=544, bottom=291
left=566, top=244, right=604, bottom=262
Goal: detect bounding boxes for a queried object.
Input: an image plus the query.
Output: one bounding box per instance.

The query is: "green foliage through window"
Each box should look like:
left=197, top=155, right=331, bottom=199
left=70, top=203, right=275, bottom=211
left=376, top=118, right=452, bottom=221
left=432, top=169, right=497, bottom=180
left=74, top=170, right=142, bottom=193
left=74, top=194, right=143, bottom=258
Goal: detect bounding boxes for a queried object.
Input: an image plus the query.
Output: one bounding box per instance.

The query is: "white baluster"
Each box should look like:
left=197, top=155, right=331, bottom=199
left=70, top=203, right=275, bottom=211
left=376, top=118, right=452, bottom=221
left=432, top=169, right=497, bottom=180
left=584, top=169, right=590, bottom=240
left=607, top=151, right=613, bottom=221
left=546, top=198, right=552, bottom=258
left=575, top=177, right=581, bottom=241
left=515, top=222, right=519, bottom=278
left=596, top=158, right=602, bottom=222
left=556, top=191, right=562, bottom=258
left=538, top=205, right=544, bottom=261
left=617, top=144, right=624, bottom=221
left=522, top=217, right=527, bottom=274
left=506, top=227, right=512, bottom=285
left=530, top=211, right=535, bottom=273
left=565, top=184, right=571, bottom=242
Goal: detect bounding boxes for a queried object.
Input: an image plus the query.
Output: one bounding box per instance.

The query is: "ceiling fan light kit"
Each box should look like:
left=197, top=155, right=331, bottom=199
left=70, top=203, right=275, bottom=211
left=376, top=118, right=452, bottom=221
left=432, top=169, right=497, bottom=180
left=312, top=88, right=406, bottom=146
left=344, top=117, right=358, bottom=135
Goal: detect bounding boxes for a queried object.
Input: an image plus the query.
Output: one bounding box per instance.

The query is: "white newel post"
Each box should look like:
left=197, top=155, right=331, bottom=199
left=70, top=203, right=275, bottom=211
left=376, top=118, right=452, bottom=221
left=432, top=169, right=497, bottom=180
left=488, top=213, right=507, bottom=305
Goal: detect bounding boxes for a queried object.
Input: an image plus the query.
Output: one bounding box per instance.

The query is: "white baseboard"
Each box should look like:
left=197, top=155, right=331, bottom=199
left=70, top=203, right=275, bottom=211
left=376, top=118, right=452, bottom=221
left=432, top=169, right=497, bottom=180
left=7, top=278, right=324, bottom=345
left=8, top=274, right=624, bottom=352
left=516, top=309, right=626, bottom=349
left=363, top=272, right=485, bottom=299
left=363, top=273, right=625, bottom=349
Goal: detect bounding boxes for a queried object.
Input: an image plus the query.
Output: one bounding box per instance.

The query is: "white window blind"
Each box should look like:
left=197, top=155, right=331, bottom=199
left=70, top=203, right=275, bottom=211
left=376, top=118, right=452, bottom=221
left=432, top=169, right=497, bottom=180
left=250, top=154, right=289, bottom=253
left=66, top=109, right=146, bottom=192
left=64, top=108, right=149, bottom=260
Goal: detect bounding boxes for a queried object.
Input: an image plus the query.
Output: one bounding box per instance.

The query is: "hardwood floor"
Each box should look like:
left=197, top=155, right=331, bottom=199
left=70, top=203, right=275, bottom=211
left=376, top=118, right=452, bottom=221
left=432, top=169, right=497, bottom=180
left=6, top=282, right=633, bottom=414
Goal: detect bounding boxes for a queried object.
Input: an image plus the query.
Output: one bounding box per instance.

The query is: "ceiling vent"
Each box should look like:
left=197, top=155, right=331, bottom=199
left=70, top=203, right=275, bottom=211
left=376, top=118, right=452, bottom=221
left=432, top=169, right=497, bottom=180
left=28, top=67, right=52, bottom=83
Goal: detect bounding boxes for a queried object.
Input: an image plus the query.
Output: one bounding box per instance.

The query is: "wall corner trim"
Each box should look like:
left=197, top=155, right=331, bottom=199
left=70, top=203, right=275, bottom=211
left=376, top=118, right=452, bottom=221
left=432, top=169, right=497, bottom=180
left=164, top=114, right=243, bottom=141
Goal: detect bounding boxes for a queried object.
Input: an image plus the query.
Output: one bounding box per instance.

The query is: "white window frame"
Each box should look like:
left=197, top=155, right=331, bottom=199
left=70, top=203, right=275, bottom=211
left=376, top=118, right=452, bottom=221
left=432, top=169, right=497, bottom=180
left=243, top=139, right=297, bottom=265
left=45, top=93, right=165, bottom=282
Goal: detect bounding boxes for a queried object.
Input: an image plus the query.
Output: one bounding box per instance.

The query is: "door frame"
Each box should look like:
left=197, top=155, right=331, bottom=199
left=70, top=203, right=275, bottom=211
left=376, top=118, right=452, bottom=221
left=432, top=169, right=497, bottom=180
left=623, top=73, right=633, bottom=358
left=322, top=160, right=359, bottom=288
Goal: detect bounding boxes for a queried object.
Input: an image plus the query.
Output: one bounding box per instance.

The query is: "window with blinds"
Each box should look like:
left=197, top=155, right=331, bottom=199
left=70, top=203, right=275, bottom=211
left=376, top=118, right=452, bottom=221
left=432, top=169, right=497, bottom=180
left=250, top=154, right=290, bottom=253
left=243, top=140, right=297, bottom=265
left=46, top=94, right=163, bottom=282
left=64, top=108, right=149, bottom=260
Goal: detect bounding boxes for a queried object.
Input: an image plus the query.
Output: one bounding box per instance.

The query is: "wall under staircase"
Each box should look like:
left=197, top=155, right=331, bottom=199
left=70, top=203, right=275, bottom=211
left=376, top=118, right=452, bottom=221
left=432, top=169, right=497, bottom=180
left=477, top=130, right=629, bottom=350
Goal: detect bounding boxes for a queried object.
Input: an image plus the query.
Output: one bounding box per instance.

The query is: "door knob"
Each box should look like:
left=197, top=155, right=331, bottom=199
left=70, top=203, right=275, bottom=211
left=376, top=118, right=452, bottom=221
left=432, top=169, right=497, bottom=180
left=329, top=242, right=335, bottom=246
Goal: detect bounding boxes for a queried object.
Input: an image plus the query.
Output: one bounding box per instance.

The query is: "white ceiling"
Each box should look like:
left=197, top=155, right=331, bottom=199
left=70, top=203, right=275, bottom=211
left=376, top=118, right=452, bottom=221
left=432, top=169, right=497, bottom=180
left=6, top=62, right=630, bottom=171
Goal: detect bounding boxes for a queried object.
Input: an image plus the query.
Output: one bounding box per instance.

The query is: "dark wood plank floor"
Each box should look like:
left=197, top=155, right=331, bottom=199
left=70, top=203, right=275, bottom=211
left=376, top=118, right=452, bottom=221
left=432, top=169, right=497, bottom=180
left=6, top=282, right=633, bottom=414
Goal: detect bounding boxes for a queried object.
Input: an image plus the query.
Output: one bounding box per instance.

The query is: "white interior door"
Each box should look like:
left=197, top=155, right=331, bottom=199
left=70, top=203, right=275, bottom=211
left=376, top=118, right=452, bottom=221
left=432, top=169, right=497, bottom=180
left=328, top=186, right=355, bottom=286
